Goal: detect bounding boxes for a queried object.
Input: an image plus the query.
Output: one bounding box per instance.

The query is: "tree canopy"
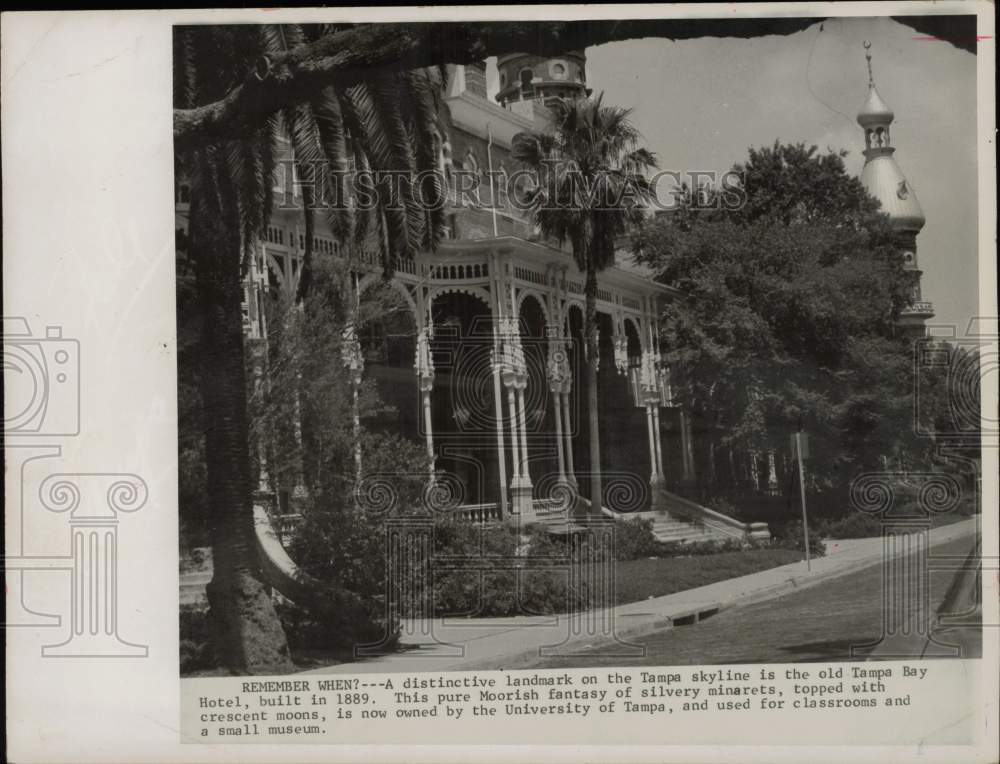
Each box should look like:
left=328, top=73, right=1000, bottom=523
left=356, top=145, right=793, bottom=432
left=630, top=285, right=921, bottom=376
left=634, top=142, right=932, bottom=491
left=174, top=16, right=977, bottom=149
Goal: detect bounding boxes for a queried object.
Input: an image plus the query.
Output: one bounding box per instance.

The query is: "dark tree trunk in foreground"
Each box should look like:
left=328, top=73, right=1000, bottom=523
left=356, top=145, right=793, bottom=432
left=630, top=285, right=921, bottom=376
left=192, top=202, right=295, bottom=676
left=584, top=262, right=602, bottom=516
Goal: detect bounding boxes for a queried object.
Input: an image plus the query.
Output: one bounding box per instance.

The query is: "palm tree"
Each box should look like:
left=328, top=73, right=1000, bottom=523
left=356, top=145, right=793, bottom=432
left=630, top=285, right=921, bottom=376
left=512, top=94, right=656, bottom=516
left=174, top=23, right=446, bottom=674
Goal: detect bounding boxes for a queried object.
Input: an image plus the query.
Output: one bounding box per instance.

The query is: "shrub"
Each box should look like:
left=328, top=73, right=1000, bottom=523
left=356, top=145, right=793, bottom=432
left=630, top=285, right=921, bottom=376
left=274, top=594, right=396, bottom=657
left=819, top=511, right=884, bottom=539
left=424, top=520, right=589, bottom=617
left=179, top=609, right=216, bottom=675
left=705, top=495, right=741, bottom=520
left=658, top=537, right=747, bottom=556
left=614, top=517, right=662, bottom=561
left=773, top=519, right=826, bottom=557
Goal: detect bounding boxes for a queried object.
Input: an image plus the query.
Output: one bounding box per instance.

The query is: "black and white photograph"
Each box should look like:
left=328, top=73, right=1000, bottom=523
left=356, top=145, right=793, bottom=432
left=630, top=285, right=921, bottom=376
left=2, top=4, right=995, bottom=761
left=174, top=14, right=983, bottom=679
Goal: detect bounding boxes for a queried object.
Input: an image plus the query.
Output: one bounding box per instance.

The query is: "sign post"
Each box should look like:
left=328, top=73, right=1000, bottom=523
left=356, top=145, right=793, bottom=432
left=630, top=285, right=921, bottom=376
left=791, top=431, right=811, bottom=570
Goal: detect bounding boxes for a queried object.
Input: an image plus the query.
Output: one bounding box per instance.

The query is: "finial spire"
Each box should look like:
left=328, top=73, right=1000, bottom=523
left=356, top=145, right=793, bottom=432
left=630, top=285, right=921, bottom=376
left=863, top=41, right=874, bottom=88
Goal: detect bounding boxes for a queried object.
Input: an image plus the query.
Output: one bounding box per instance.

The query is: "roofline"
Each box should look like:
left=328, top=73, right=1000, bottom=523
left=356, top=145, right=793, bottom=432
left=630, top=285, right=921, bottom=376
left=434, top=235, right=681, bottom=299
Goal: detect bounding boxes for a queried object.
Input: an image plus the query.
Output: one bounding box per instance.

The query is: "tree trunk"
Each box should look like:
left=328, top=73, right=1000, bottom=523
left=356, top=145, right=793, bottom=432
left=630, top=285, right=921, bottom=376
left=584, top=262, right=602, bottom=517
left=192, top=201, right=295, bottom=676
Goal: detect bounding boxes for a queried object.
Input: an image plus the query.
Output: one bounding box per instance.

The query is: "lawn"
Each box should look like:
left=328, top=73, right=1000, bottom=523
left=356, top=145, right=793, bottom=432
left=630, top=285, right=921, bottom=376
left=614, top=548, right=805, bottom=605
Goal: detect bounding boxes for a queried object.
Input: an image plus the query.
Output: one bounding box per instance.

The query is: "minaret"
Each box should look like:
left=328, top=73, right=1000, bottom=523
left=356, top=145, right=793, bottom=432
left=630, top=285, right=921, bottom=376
left=857, top=42, right=934, bottom=337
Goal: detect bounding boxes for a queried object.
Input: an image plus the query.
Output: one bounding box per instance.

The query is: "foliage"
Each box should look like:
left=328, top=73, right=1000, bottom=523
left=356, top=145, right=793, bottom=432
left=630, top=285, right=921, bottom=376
left=179, top=609, right=216, bottom=675
left=175, top=24, right=448, bottom=284
left=613, top=517, right=663, bottom=560
left=815, top=512, right=885, bottom=539
left=773, top=520, right=827, bottom=557
left=705, top=495, right=740, bottom=520
left=422, top=520, right=591, bottom=617
left=658, top=537, right=748, bottom=556
left=511, top=94, right=656, bottom=276
left=633, top=141, right=960, bottom=506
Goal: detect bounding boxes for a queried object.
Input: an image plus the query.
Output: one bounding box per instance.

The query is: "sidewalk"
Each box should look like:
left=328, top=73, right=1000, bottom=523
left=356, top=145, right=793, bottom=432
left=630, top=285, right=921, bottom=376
left=302, top=517, right=979, bottom=675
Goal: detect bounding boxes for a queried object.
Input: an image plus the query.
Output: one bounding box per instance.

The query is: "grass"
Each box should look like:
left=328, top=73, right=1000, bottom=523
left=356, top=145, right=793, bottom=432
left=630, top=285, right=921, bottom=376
left=614, top=548, right=805, bottom=605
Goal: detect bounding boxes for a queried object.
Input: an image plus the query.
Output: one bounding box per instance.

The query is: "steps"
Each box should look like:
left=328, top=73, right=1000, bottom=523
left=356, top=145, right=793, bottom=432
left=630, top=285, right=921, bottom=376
left=648, top=513, right=737, bottom=545
left=531, top=497, right=573, bottom=525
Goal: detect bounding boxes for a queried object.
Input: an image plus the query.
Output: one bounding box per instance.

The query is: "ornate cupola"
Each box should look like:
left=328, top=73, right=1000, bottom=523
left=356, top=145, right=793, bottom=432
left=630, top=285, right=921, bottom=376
left=857, top=42, right=933, bottom=336
left=495, top=51, right=590, bottom=109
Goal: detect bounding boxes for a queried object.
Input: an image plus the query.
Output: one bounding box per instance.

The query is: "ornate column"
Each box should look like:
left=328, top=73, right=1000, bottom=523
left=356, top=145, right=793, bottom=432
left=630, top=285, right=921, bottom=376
left=505, top=383, right=522, bottom=483
left=561, top=388, right=577, bottom=488
left=341, top=320, right=365, bottom=483
left=290, top=371, right=309, bottom=504
left=487, top=253, right=511, bottom=518
left=250, top=353, right=273, bottom=499
left=679, top=409, right=696, bottom=484
left=546, top=332, right=570, bottom=484
left=550, top=267, right=576, bottom=491
left=414, top=324, right=436, bottom=475
left=766, top=450, right=779, bottom=494
left=640, top=347, right=666, bottom=510
left=516, top=385, right=530, bottom=480
left=499, top=311, right=533, bottom=517
left=652, top=406, right=665, bottom=480
left=652, top=348, right=667, bottom=481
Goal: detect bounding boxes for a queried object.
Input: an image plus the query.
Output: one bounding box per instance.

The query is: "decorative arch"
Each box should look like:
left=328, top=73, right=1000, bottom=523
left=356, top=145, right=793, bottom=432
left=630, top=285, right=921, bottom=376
left=516, top=289, right=551, bottom=326
left=565, top=302, right=585, bottom=340
left=623, top=315, right=643, bottom=359
left=622, top=315, right=643, bottom=348
left=357, top=273, right=418, bottom=319
left=426, top=284, right=492, bottom=309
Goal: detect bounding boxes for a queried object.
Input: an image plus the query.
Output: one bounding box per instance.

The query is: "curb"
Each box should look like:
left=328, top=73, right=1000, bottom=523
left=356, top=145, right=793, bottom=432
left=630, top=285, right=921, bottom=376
left=461, top=518, right=980, bottom=670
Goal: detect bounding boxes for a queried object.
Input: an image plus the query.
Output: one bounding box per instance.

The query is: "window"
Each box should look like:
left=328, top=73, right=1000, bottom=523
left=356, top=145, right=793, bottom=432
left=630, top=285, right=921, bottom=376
left=519, top=68, right=534, bottom=89
left=550, top=61, right=567, bottom=80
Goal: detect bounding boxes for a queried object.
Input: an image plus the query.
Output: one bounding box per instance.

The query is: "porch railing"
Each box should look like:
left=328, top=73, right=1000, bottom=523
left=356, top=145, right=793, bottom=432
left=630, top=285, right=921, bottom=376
left=454, top=502, right=502, bottom=523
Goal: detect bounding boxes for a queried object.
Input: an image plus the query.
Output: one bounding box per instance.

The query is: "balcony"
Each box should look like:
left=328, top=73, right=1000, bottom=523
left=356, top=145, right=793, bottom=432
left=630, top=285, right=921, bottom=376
left=901, top=301, right=935, bottom=316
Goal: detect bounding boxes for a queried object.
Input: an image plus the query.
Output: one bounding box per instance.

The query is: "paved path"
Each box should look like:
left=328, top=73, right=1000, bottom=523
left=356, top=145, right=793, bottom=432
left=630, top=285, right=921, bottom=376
left=302, top=517, right=979, bottom=675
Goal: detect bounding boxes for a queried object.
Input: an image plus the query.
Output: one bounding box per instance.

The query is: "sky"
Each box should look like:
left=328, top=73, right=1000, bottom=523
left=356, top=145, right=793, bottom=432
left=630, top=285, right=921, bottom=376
left=485, top=16, right=979, bottom=334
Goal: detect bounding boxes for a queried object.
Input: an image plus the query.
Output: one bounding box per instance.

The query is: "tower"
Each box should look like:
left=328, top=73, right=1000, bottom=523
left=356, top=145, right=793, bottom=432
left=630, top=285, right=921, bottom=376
left=857, top=42, right=934, bottom=337
left=496, top=51, right=590, bottom=118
